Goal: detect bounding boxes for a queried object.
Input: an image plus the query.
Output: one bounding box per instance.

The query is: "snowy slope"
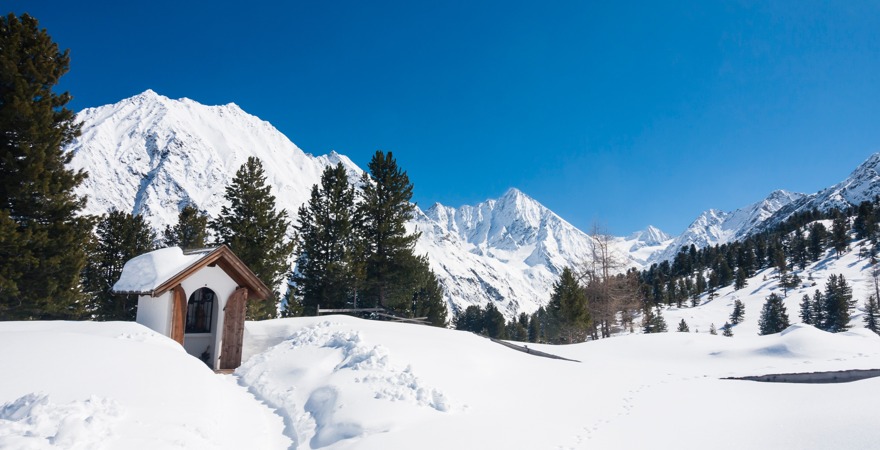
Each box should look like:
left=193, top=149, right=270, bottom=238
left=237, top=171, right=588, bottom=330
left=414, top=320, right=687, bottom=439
left=651, top=190, right=804, bottom=263
left=235, top=314, right=880, bottom=450
left=67, top=90, right=361, bottom=232
left=0, top=321, right=289, bottom=449
left=66, top=92, right=655, bottom=319
left=414, top=189, right=663, bottom=317
left=760, top=152, right=880, bottom=231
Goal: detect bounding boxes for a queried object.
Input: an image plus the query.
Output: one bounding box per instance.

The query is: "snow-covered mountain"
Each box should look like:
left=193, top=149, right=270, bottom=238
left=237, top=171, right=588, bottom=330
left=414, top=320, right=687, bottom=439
left=650, top=190, right=804, bottom=263
left=68, top=91, right=646, bottom=319
left=66, top=90, right=880, bottom=319
left=758, top=153, right=880, bottom=231
left=67, top=89, right=361, bottom=232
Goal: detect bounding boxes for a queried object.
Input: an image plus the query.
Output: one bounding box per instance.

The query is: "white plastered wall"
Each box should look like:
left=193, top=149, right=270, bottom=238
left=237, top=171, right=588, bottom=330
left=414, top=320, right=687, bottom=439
left=136, top=292, right=172, bottom=336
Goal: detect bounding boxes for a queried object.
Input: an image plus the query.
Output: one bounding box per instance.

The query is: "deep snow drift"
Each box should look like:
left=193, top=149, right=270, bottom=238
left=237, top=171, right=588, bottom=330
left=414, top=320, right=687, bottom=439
left=0, top=321, right=289, bottom=449
left=239, top=316, right=880, bottom=450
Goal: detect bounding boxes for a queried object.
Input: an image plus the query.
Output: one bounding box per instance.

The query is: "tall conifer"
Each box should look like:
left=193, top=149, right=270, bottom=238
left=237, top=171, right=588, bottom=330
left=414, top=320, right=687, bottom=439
left=356, top=151, right=420, bottom=312
left=163, top=204, right=208, bottom=249
left=0, top=14, right=92, bottom=319
left=211, top=157, right=294, bottom=320
left=83, top=211, right=156, bottom=320
left=289, top=163, right=361, bottom=315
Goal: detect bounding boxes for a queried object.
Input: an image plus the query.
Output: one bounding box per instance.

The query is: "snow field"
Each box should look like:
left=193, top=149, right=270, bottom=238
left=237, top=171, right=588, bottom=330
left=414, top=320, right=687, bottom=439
left=0, top=321, right=289, bottom=450
left=239, top=315, right=880, bottom=449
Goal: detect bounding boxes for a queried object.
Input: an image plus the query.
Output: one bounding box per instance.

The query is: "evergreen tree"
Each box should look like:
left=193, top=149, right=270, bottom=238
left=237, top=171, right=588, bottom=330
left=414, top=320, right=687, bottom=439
left=791, top=228, right=809, bottom=270
left=162, top=204, right=208, bottom=249
left=288, top=163, right=362, bottom=315
left=799, top=293, right=814, bottom=325
left=453, top=305, right=484, bottom=333
left=812, top=289, right=825, bottom=328
left=527, top=309, right=541, bottom=343
left=0, top=14, right=93, bottom=319
left=677, top=318, right=690, bottom=332
left=758, top=293, right=790, bottom=335
left=709, top=323, right=717, bottom=335
left=734, top=267, right=748, bottom=290
left=821, top=273, right=854, bottom=332
left=210, top=157, right=294, bottom=320
left=83, top=211, right=156, bottom=320
left=722, top=321, right=734, bottom=337
left=808, top=222, right=827, bottom=261
left=409, top=258, right=448, bottom=327
left=483, top=302, right=507, bottom=339
left=831, top=215, right=849, bottom=257
left=641, top=306, right=668, bottom=333
left=548, top=267, right=591, bottom=343
left=864, top=295, right=880, bottom=335
left=730, top=299, right=745, bottom=325
left=356, top=151, right=421, bottom=312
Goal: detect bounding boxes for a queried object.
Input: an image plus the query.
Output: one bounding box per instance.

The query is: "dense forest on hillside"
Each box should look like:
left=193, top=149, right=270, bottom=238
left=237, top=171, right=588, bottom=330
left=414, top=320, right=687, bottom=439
left=456, top=198, right=880, bottom=343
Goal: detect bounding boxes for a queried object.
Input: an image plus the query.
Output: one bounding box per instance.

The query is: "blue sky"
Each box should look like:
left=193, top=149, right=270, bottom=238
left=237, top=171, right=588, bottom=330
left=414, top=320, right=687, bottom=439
left=8, top=1, right=880, bottom=235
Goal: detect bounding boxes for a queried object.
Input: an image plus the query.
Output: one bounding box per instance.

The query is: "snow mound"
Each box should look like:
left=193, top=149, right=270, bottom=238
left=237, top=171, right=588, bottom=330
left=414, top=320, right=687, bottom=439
left=0, top=321, right=289, bottom=450
left=0, top=393, right=121, bottom=450
left=112, top=246, right=206, bottom=293
left=237, top=321, right=450, bottom=449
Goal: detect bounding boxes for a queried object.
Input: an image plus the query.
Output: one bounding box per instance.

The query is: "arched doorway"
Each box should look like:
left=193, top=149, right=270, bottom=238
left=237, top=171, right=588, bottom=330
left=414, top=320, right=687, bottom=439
left=185, top=287, right=217, bottom=365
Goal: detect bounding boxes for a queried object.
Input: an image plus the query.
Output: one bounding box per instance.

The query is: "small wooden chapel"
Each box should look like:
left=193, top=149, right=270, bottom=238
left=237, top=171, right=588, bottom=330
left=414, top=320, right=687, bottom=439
left=112, top=245, right=271, bottom=370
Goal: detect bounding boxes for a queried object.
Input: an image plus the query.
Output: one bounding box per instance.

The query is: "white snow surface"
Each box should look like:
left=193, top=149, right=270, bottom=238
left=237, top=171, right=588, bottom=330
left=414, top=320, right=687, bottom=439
left=0, top=321, right=289, bottom=449
left=112, top=246, right=209, bottom=293
left=5, top=239, right=880, bottom=449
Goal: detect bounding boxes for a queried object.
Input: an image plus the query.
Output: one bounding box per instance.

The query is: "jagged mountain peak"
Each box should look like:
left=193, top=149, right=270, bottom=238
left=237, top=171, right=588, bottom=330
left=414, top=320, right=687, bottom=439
left=756, top=152, right=880, bottom=232
left=67, top=91, right=352, bottom=231
left=628, top=225, right=671, bottom=246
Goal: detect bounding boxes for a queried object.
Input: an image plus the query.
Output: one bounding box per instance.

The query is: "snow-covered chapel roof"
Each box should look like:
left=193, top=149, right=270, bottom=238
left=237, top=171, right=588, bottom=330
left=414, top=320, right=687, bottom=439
left=112, top=246, right=271, bottom=300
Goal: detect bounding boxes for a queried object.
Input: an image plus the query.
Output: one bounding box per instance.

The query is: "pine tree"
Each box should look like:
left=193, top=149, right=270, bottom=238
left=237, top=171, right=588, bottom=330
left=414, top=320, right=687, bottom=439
left=808, top=222, right=827, bottom=261
left=822, top=273, right=854, bottom=332
left=758, top=293, right=790, bottom=335
left=730, top=299, right=745, bottom=325
left=163, top=204, right=208, bottom=249
left=864, top=295, right=880, bottom=335
left=677, top=318, right=690, bottom=332
left=0, top=14, right=93, bottom=319
left=642, top=306, right=668, bottom=333
left=527, top=310, right=541, bottom=343
left=83, top=211, right=156, bottom=320
left=409, top=257, right=448, bottom=327
left=734, top=267, right=748, bottom=290
left=548, top=267, right=591, bottom=343
left=288, top=163, right=362, bottom=315
left=812, top=289, right=825, bottom=328
left=453, top=305, right=484, bottom=333
left=831, top=215, right=849, bottom=257
left=210, top=157, right=294, bottom=320
left=356, top=151, right=421, bottom=312
left=799, top=293, right=814, bottom=325
left=483, top=302, right=507, bottom=339
left=709, top=323, right=717, bottom=335
left=722, top=321, right=734, bottom=337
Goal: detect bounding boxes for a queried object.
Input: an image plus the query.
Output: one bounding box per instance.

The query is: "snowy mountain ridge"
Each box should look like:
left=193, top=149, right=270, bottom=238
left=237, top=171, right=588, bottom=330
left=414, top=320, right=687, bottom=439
left=67, top=89, right=362, bottom=232
left=650, top=190, right=805, bottom=263
left=67, top=91, right=645, bottom=318
left=65, top=90, right=880, bottom=319
left=758, top=153, right=880, bottom=231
